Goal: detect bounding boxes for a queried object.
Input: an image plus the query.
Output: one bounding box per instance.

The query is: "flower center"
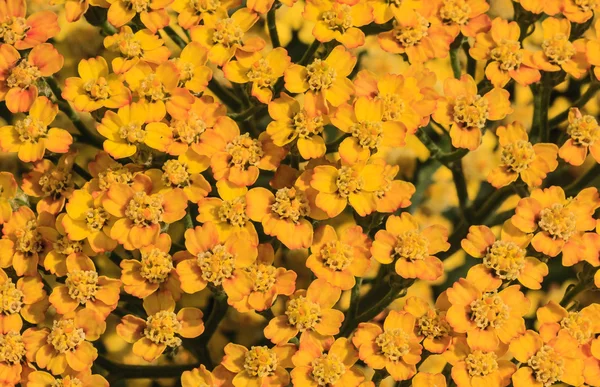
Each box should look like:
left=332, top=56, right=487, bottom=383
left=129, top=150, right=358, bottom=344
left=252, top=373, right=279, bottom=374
left=119, top=122, right=146, bottom=144
left=321, top=5, right=353, bottom=33
left=244, top=346, right=279, bottom=377
left=84, top=77, right=111, bottom=101
left=376, top=328, right=411, bottom=362
left=567, top=113, right=600, bottom=146
left=560, top=311, right=593, bottom=344
left=144, top=310, right=182, bottom=347
left=124, top=0, right=150, bottom=12
left=39, top=169, right=73, bottom=199
left=439, top=0, right=471, bottom=25
left=172, top=58, right=195, bottom=85
left=14, top=117, right=48, bottom=143
left=394, top=13, right=429, bottom=47
left=7, top=61, right=40, bottom=89
left=501, top=140, right=535, bottom=173
left=285, top=296, right=321, bottom=331
left=417, top=310, right=450, bottom=339
left=335, top=166, right=364, bottom=198
left=125, top=192, right=164, bottom=226
left=51, top=377, right=83, bottom=387
left=118, top=33, right=143, bottom=58
left=162, top=160, right=191, bottom=187
left=574, top=0, right=597, bottom=12
left=306, top=59, right=337, bottom=92
left=351, top=121, right=383, bottom=149
left=394, top=230, right=429, bottom=261
left=53, top=235, right=84, bottom=256
left=171, top=113, right=207, bottom=145
left=47, top=319, right=86, bottom=353
left=379, top=94, right=406, bottom=122
left=466, top=351, right=499, bottom=377
left=15, top=220, right=44, bottom=256
left=65, top=270, right=99, bottom=304
left=271, top=187, right=310, bottom=223
left=320, top=240, right=353, bottom=271
left=212, top=18, right=243, bottom=47
left=245, top=264, right=277, bottom=292
left=140, top=248, right=173, bottom=284
left=98, top=168, right=134, bottom=191
left=542, top=34, right=575, bottom=65
left=0, top=16, right=29, bottom=45
left=225, top=133, right=264, bottom=170
left=293, top=111, right=325, bottom=139
left=196, top=244, right=235, bottom=286
left=189, top=0, right=221, bottom=13
left=483, top=240, right=526, bottom=281
left=469, top=291, right=510, bottom=329
left=247, top=59, right=276, bottom=89
left=491, top=40, right=523, bottom=71
left=538, top=202, right=576, bottom=241
left=528, top=345, right=564, bottom=387
left=0, top=332, right=25, bottom=364
left=0, top=280, right=23, bottom=315
left=86, top=206, right=110, bottom=232
left=311, top=354, right=345, bottom=386
left=218, top=197, right=249, bottom=227
left=387, top=0, right=403, bottom=6
left=453, top=95, right=489, bottom=129
left=138, top=74, right=167, bottom=102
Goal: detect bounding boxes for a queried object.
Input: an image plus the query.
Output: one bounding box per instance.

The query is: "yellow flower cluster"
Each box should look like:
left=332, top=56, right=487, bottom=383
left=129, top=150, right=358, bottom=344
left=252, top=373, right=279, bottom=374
left=0, top=0, right=599, bottom=386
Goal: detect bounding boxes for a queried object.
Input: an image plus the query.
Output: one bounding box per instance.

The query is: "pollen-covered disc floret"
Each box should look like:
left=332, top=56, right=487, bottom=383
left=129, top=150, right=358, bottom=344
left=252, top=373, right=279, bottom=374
left=39, top=168, right=73, bottom=199
left=306, top=60, right=336, bottom=92
left=394, top=231, right=429, bottom=261
left=286, top=296, right=321, bottom=331
left=321, top=5, right=353, bottom=33
left=379, top=94, right=406, bottom=122
left=54, top=237, right=84, bottom=259
left=84, top=78, right=111, bottom=101
left=86, top=207, right=110, bottom=232
left=14, top=117, right=48, bottom=143
left=375, top=329, right=410, bottom=362
left=528, top=345, right=564, bottom=386
left=335, top=166, right=364, bottom=198
left=247, top=59, right=276, bottom=89
left=0, top=280, right=23, bottom=315
left=320, top=240, right=353, bottom=271
left=117, top=32, right=143, bottom=58
left=0, top=16, right=29, bottom=45
left=567, top=113, right=600, bottom=146
left=469, top=291, right=510, bottom=329
left=125, top=192, right=164, bottom=226
left=188, top=0, right=221, bottom=14
left=172, top=114, right=207, bottom=144
left=465, top=351, right=499, bottom=377
left=119, top=122, right=146, bottom=144
left=138, top=74, right=167, bottom=102
left=538, top=202, right=576, bottom=241
left=47, top=319, right=86, bottom=353
left=212, top=18, right=243, bottom=47
left=245, top=264, right=277, bottom=292
left=140, top=248, right=174, bottom=284
left=439, top=0, right=471, bottom=25
left=491, top=40, right=523, bottom=71
left=311, top=353, right=345, bottom=386
left=417, top=310, right=450, bottom=339
left=501, top=140, right=536, bottom=173
left=483, top=240, right=526, bottom=281
left=66, top=270, right=99, bottom=304
left=244, top=346, right=278, bottom=377
left=0, top=332, right=26, bottom=364
left=574, top=0, right=597, bottom=11
left=394, top=13, right=429, bottom=47
left=271, top=187, right=310, bottom=223
left=226, top=133, right=264, bottom=170
left=6, top=61, right=40, bottom=89
left=218, top=197, right=249, bottom=227
left=559, top=311, right=593, bottom=344
left=542, top=35, right=575, bottom=65
left=51, top=376, right=84, bottom=387
left=453, top=95, right=489, bottom=129
left=293, top=111, right=324, bottom=138
left=97, top=168, right=134, bottom=191
left=15, top=220, right=44, bottom=256
left=162, top=160, right=191, bottom=187
left=124, top=0, right=151, bottom=13
left=196, top=245, right=235, bottom=286
left=144, top=310, right=182, bottom=348
left=351, top=121, right=383, bottom=149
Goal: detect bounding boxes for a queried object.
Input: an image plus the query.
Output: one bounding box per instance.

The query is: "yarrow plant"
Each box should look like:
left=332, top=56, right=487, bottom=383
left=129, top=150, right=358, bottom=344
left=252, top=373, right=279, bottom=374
left=1, top=0, right=600, bottom=386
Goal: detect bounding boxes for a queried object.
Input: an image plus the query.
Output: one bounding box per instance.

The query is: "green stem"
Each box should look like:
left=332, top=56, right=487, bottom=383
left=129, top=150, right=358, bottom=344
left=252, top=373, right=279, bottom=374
left=560, top=281, right=588, bottom=308
left=208, top=79, right=241, bottom=110
left=201, top=291, right=228, bottom=341
left=300, top=39, right=321, bottom=65
left=549, top=82, right=600, bottom=127
left=267, top=6, right=281, bottom=48
left=100, top=20, right=118, bottom=36
left=415, top=128, right=469, bottom=167
left=371, top=369, right=388, bottom=385
left=163, top=26, right=187, bottom=49
left=72, top=162, right=92, bottom=181
left=512, top=183, right=529, bottom=198
left=340, top=277, right=362, bottom=334
left=451, top=160, right=471, bottom=222
left=95, top=355, right=197, bottom=380
left=183, top=212, right=194, bottom=229
left=531, top=77, right=553, bottom=142
left=449, top=37, right=463, bottom=79
left=565, top=163, right=600, bottom=196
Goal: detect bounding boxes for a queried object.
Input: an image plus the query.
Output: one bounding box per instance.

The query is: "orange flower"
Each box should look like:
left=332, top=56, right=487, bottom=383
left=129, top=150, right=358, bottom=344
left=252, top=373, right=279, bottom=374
left=372, top=159, right=415, bottom=214
left=87, top=151, right=144, bottom=197
left=0, top=0, right=59, bottom=49
left=378, top=9, right=454, bottom=63
left=446, top=278, right=529, bottom=351
left=27, top=370, right=109, bottom=387
left=536, top=301, right=600, bottom=346
left=264, top=278, right=344, bottom=345
left=62, top=56, right=131, bottom=112
left=487, top=122, right=558, bottom=188
left=531, top=17, right=588, bottom=79
left=510, top=330, right=584, bottom=387
left=267, top=92, right=328, bottom=159
left=0, top=171, right=16, bottom=224
left=0, top=95, right=72, bottom=162
left=49, top=255, right=121, bottom=318
left=171, top=42, right=213, bottom=94
left=444, top=336, right=516, bottom=387
left=512, top=0, right=561, bottom=14
left=0, top=268, right=47, bottom=331
left=284, top=45, right=356, bottom=108
left=182, top=364, right=235, bottom=387
left=511, top=186, right=600, bottom=265
left=23, top=309, right=105, bottom=375
left=221, top=343, right=296, bottom=387
left=433, top=74, right=512, bottom=150
left=174, top=222, right=256, bottom=297
left=0, top=331, right=34, bottom=386
left=103, top=26, right=171, bottom=74
left=559, top=107, right=600, bottom=165
left=430, top=0, right=491, bottom=38
left=462, top=221, right=548, bottom=290
left=412, top=372, right=446, bottom=387
left=372, top=213, right=449, bottom=281
left=586, top=19, right=600, bottom=81
left=247, top=0, right=292, bottom=13
left=49, top=0, right=110, bottom=23
left=116, top=291, right=204, bottom=362
left=0, top=206, right=56, bottom=276
left=172, top=0, right=238, bottom=29
left=224, top=47, right=291, bottom=104
left=303, top=0, right=373, bottom=48
left=290, top=337, right=364, bottom=387
left=190, top=7, right=264, bottom=66
left=353, top=310, right=422, bottom=381
left=102, top=177, right=187, bottom=250
left=196, top=117, right=286, bottom=187
left=368, top=0, right=420, bottom=24
left=106, top=0, right=172, bottom=32
left=21, top=153, right=76, bottom=215
left=121, top=233, right=182, bottom=300
left=306, top=225, right=371, bottom=290
left=403, top=296, right=452, bottom=354
left=0, top=44, right=63, bottom=113
left=227, top=244, right=296, bottom=313
left=470, top=18, right=541, bottom=87
left=563, top=0, right=599, bottom=23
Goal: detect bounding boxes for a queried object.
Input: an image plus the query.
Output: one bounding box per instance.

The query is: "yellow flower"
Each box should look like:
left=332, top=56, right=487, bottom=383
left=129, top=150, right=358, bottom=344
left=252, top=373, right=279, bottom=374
left=304, top=0, right=373, bottom=48
left=103, top=26, right=171, bottom=74
left=403, top=296, right=452, bottom=354
left=27, top=370, right=109, bottom=387
left=559, top=107, right=600, bottom=165
left=106, top=0, right=173, bottom=32
left=0, top=172, right=16, bottom=225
